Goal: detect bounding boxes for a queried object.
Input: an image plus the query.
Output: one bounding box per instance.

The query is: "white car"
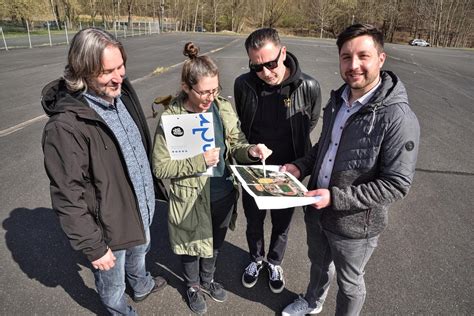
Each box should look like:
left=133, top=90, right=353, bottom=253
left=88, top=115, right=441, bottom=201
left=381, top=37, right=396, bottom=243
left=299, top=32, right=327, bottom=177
left=409, top=39, right=430, bottom=47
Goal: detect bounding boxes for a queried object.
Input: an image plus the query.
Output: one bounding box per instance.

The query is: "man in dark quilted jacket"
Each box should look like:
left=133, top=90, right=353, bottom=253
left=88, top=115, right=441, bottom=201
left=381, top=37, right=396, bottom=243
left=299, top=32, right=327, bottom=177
left=281, top=24, right=420, bottom=316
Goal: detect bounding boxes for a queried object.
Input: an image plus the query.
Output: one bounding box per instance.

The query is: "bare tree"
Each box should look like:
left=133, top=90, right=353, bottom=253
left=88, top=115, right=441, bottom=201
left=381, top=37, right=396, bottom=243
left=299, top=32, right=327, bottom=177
left=125, top=0, right=134, bottom=26
left=265, top=0, right=287, bottom=28
left=3, top=0, right=49, bottom=29
left=193, top=0, right=199, bottom=31
left=227, top=0, right=247, bottom=32
left=211, top=0, right=223, bottom=32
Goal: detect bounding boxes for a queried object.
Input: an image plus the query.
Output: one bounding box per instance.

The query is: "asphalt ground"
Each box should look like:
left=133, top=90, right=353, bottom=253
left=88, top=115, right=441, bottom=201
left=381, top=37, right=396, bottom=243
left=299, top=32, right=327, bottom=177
left=0, top=32, right=473, bottom=315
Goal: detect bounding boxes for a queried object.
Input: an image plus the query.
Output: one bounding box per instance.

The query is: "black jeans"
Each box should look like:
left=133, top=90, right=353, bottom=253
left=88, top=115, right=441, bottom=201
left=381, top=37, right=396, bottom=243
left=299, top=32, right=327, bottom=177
left=242, top=190, right=295, bottom=265
left=181, top=190, right=236, bottom=287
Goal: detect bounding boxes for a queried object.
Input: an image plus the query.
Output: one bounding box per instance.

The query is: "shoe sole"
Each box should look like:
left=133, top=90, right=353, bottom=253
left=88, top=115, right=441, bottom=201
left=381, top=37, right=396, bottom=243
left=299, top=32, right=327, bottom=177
left=189, top=305, right=207, bottom=315
left=269, top=282, right=285, bottom=294
left=200, top=288, right=227, bottom=302
left=281, top=306, right=323, bottom=316
left=281, top=306, right=322, bottom=316
left=132, top=280, right=167, bottom=302
left=310, top=305, right=323, bottom=314
left=241, top=274, right=258, bottom=288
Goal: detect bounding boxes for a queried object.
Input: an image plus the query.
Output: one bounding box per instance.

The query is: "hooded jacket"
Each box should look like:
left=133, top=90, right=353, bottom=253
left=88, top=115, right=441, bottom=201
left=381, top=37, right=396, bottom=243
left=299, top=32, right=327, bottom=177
left=41, top=78, right=166, bottom=262
left=233, top=51, right=322, bottom=160
left=152, top=96, right=257, bottom=258
left=294, top=71, right=420, bottom=239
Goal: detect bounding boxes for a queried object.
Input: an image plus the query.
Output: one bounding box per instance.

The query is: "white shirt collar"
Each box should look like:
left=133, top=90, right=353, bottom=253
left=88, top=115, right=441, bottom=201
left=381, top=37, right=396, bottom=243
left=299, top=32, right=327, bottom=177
left=341, top=78, right=382, bottom=108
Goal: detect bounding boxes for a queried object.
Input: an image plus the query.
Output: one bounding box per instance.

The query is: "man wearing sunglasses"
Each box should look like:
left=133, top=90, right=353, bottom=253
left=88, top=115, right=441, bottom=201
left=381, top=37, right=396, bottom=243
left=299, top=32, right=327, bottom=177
left=233, top=28, right=322, bottom=294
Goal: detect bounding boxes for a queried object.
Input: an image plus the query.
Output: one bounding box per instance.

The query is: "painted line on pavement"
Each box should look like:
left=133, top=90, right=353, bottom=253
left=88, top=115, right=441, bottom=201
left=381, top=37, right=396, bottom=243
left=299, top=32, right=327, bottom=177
left=0, top=39, right=241, bottom=138
left=0, top=114, right=47, bottom=137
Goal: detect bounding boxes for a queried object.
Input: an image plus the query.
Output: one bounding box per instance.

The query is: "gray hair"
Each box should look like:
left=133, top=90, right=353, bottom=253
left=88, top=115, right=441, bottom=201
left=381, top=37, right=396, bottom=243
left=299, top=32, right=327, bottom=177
left=63, top=27, right=127, bottom=92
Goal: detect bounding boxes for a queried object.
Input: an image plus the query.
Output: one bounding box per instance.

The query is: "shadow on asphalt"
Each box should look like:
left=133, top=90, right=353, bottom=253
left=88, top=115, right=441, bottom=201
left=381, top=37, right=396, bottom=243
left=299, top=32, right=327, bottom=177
left=4, top=204, right=298, bottom=315
left=3, top=207, right=107, bottom=315
left=148, top=201, right=299, bottom=314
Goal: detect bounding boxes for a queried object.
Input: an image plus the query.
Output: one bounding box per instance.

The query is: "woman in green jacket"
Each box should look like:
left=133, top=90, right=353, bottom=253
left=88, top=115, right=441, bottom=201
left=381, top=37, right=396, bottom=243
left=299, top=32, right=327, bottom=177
left=152, top=42, right=271, bottom=314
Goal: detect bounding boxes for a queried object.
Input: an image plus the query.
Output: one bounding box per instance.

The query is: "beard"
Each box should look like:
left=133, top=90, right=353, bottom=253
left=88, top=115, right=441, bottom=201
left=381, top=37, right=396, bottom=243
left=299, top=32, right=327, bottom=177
left=87, top=79, right=121, bottom=101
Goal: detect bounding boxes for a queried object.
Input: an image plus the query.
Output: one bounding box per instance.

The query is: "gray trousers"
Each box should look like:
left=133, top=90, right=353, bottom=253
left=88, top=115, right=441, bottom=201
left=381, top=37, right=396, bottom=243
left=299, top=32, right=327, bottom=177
left=304, top=209, right=379, bottom=316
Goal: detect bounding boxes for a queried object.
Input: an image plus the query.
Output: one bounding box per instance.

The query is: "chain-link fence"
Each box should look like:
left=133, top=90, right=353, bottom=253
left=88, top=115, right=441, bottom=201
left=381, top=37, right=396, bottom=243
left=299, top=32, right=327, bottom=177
left=0, top=20, right=177, bottom=51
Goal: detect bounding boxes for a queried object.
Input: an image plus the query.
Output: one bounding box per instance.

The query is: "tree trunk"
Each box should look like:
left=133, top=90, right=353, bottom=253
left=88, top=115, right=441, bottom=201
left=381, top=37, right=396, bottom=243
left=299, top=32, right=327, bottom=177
left=193, top=0, right=199, bottom=32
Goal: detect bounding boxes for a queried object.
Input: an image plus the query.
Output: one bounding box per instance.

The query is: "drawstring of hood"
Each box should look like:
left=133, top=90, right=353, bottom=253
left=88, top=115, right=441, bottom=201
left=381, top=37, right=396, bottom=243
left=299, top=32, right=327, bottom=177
left=367, top=104, right=378, bottom=135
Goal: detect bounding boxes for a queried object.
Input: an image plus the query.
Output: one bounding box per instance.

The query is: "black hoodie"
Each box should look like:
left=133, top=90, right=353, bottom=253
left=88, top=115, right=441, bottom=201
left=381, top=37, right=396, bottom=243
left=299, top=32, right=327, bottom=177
left=234, top=51, right=322, bottom=165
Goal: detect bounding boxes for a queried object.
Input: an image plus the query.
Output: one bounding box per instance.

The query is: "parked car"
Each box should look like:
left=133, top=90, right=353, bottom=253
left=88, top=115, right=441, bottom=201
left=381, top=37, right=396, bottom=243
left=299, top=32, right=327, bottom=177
left=409, top=39, right=430, bottom=47
left=195, top=26, right=207, bottom=32
left=43, top=21, right=60, bottom=29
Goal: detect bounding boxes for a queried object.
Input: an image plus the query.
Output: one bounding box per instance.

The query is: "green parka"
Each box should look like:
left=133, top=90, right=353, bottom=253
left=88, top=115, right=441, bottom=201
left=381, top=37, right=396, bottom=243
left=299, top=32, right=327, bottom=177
left=152, top=95, right=257, bottom=258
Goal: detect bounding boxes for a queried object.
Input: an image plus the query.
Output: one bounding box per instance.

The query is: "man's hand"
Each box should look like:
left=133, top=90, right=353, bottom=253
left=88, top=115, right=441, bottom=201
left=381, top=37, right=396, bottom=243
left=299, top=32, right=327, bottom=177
left=305, top=189, right=331, bottom=209
left=92, top=248, right=116, bottom=271
left=248, top=144, right=272, bottom=160
left=280, top=163, right=301, bottom=179
left=203, top=147, right=220, bottom=167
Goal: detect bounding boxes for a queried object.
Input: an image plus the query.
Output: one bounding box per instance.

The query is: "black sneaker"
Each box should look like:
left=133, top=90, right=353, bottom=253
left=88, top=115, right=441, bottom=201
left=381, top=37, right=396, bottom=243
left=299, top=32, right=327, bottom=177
left=242, top=261, right=263, bottom=288
left=133, top=276, right=167, bottom=302
left=201, top=281, right=227, bottom=302
left=267, top=263, right=285, bottom=293
left=187, top=286, right=207, bottom=314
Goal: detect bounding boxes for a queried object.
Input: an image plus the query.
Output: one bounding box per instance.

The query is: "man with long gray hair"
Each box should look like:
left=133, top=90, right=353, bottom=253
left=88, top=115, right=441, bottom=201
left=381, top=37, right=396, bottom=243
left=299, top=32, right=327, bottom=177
left=41, top=27, right=167, bottom=315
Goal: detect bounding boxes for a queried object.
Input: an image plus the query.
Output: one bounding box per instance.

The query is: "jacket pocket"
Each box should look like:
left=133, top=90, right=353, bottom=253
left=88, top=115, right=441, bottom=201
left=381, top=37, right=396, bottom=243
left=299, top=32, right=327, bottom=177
left=168, top=183, right=200, bottom=232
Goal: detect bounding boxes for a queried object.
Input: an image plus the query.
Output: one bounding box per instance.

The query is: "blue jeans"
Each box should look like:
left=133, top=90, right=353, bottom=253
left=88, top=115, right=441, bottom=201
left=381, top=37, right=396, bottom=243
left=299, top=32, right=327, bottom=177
left=304, top=210, right=379, bottom=316
left=93, top=227, right=154, bottom=315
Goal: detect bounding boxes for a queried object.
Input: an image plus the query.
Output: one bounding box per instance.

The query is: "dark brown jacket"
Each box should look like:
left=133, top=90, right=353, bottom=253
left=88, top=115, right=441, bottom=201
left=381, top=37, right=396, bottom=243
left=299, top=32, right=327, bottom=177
left=41, top=78, right=166, bottom=261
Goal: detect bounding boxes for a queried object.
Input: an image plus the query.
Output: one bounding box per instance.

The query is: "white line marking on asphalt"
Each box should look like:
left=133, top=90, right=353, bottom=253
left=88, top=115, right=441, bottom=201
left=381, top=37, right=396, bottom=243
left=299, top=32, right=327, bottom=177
left=0, top=114, right=47, bottom=137
left=0, top=39, right=241, bottom=138
left=155, top=262, right=184, bottom=282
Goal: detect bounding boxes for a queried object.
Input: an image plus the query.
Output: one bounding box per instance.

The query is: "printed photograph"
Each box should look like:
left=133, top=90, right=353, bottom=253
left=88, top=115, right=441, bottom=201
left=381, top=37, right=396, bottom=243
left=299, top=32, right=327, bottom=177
left=233, top=166, right=305, bottom=197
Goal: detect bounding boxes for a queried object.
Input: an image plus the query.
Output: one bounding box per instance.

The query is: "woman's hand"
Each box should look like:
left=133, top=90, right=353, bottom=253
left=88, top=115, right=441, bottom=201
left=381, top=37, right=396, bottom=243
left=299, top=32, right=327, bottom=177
left=203, top=147, right=220, bottom=167
left=248, top=144, right=272, bottom=160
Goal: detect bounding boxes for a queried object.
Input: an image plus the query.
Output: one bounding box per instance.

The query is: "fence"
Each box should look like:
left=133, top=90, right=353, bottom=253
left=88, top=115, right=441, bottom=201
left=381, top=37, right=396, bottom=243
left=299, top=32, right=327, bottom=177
left=0, top=20, right=177, bottom=51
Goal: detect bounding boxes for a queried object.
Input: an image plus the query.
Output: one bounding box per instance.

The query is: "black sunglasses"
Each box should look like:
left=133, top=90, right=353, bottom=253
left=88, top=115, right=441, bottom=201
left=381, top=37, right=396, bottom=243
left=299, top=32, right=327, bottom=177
left=248, top=48, right=282, bottom=72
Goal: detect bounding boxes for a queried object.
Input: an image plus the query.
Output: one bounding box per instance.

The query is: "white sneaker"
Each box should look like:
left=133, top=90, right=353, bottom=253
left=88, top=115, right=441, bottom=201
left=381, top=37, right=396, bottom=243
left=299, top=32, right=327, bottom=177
left=281, top=295, right=322, bottom=316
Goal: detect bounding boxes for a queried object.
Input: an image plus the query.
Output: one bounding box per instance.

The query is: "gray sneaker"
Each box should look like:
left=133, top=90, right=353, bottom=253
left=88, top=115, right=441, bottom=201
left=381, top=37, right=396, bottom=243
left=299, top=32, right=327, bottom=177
left=187, top=286, right=207, bottom=314
left=281, top=295, right=322, bottom=316
left=201, top=281, right=227, bottom=302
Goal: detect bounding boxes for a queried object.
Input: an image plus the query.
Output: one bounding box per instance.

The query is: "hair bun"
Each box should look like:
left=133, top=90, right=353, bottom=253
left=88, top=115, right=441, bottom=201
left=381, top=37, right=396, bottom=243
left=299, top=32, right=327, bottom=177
left=183, top=42, right=199, bottom=59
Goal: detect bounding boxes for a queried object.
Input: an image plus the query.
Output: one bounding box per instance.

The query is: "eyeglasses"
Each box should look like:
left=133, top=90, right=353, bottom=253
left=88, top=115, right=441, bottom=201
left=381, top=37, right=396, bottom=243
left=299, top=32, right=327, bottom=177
left=248, top=48, right=282, bottom=72
left=191, top=85, right=222, bottom=99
